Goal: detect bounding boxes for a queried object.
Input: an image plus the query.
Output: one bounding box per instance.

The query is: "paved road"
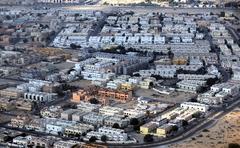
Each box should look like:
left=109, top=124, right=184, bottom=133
left=225, top=25, right=240, bottom=44
left=218, top=66, right=231, bottom=82
left=0, top=77, right=27, bottom=83
left=0, top=111, right=16, bottom=117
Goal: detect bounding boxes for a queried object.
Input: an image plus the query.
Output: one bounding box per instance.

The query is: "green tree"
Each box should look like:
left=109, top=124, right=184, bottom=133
left=172, top=125, right=179, bottom=132
left=112, top=123, right=120, bottom=129
left=144, top=134, right=154, bottom=142
left=146, top=110, right=151, bottom=117
left=133, top=125, right=140, bottom=131
left=228, top=143, right=240, bottom=148
left=70, top=43, right=77, bottom=49
left=101, top=135, right=107, bottom=142
left=82, top=132, right=86, bottom=136
left=182, top=120, right=188, bottom=127
left=89, top=98, right=99, bottom=104
left=130, top=118, right=139, bottom=126
left=192, top=112, right=201, bottom=118
left=220, top=11, right=225, bottom=17
left=89, top=136, right=97, bottom=143
left=5, top=15, right=11, bottom=20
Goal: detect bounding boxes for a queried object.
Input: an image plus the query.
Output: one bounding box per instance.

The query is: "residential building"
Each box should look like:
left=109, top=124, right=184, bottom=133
left=24, top=92, right=57, bottom=103
left=82, top=113, right=109, bottom=126
left=99, top=106, right=124, bottom=116
left=40, top=106, right=63, bottom=118
left=156, top=124, right=172, bottom=138
left=86, top=127, right=128, bottom=141
left=15, top=100, right=33, bottom=111
left=61, top=109, right=79, bottom=121
left=177, top=74, right=216, bottom=80
left=10, top=136, right=31, bottom=148
left=46, top=119, right=76, bottom=135
left=0, top=87, right=23, bottom=98
left=177, top=80, right=206, bottom=93
left=10, top=116, right=31, bottom=128
left=140, top=122, right=159, bottom=135
left=64, top=123, right=94, bottom=136
left=123, top=109, right=145, bottom=118
left=38, top=0, right=80, bottom=3
left=180, top=102, right=209, bottom=112
left=29, top=136, right=56, bottom=148
left=72, top=111, right=89, bottom=122
left=104, top=116, right=129, bottom=128
left=76, top=102, right=101, bottom=112
left=53, top=140, right=81, bottom=148
left=0, top=98, right=15, bottom=111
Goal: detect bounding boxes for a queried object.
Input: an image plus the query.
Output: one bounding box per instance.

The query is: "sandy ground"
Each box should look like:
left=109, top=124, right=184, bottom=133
left=135, top=88, right=196, bottom=104
left=169, top=107, right=240, bottom=148
left=69, top=79, right=93, bottom=88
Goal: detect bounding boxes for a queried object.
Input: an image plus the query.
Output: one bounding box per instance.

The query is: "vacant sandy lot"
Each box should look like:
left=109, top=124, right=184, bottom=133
left=170, top=108, right=240, bottom=148
left=135, top=88, right=196, bottom=103
left=69, top=79, right=93, bottom=88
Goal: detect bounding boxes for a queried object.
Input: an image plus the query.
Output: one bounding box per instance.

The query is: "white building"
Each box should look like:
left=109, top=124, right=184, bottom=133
left=104, top=116, right=129, bottom=128
left=177, top=74, right=216, bottom=80
left=197, top=95, right=223, bottom=105
left=177, top=80, right=206, bottom=93
left=46, top=119, right=75, bottom=135
left=88, top=36, right=101, bottom=48
left=38, top=0, right=80, bottom=3
left=71, top=111, right=88, bottom=122
left=180, top=102, right=209, bottom=112
left=24, top=92, right=57, bottom=102
left=123, top=109, right=145, bottom=118
left=211, top=82, right=239, bottom=96
left=77, top=102, right=101, bottom=112
left=232, top=66, right=240, bottom=81
left=10, top=136, right=32, bottom=148
left=86, top=127, right=128, bottom=141
left=128, top=77, right=142, bottom=84
left=64, top=123, right=94, bottom=136
left=156, top=65, right=202, bottom=72
left=81, top=71, right=115, bottom=81
left=106, top=81, right=121, bottom=90
left=221, top=83, right=239, bottom=96
left=154, top=36, right=165, bottom=44
left=139, top=69, right=176, bottom=78
left=141, top=36, right=153, bottom=44
left=99, top=106, right=124, bottom=116
left=82, top=113, right=108, bottom=126
left=61, top=109, right=79, bottom=121
left=53, top=140, right=81, bottom=148
left=127, top=36, right=140, bottom=45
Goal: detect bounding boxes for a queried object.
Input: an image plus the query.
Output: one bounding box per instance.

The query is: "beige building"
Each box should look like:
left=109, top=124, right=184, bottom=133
left=0, top=98, right=15, bottom=111
left=0, top=87, right=23, bottom=98
left=156, top=124, right=172, bottom=137
left=29, top=136, right=56, bottom=148
left=140, top=122, right=158, bottom=135
left=10, top=116, right=31, bottom=128
left=40, top=106, right=63, bottom=118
